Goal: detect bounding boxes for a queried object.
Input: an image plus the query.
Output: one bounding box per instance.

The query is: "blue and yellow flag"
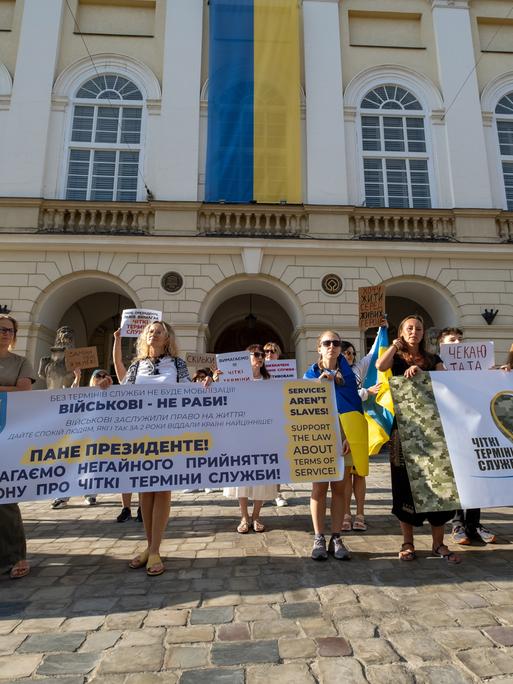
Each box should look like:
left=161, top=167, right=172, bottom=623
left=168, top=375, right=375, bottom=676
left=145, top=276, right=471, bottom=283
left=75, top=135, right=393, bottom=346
left=363, top=327, right=395, bottom=456
left=206, top=0, right=301, bottom=204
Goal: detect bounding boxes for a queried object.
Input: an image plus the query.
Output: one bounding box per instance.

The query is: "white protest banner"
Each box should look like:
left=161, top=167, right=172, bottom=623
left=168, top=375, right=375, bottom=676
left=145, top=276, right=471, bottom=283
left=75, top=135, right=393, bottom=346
left=215, top=351, right=253, bottom=383
left=439, top=341, right=495, bottom=371
left=120, top=309, right=162, bottom=338
left=266, top=359, right=297, bottom=380
left=0, top=380, right=342, bottom=504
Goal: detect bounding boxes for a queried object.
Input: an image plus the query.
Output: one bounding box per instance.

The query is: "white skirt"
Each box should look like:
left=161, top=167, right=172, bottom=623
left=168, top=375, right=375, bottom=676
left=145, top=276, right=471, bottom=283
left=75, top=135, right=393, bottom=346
left=223, top=485, right=278, bottom=501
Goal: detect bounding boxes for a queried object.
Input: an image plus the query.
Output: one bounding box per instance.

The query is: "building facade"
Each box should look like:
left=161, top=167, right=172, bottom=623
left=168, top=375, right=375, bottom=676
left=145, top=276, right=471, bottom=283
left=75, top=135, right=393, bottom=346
left=0, top=0, right=512, bottom=377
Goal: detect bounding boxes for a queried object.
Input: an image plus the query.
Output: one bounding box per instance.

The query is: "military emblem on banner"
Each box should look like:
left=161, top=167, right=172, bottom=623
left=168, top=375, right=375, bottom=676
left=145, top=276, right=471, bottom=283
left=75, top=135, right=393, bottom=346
left=491, top=391, right=513, bottom=443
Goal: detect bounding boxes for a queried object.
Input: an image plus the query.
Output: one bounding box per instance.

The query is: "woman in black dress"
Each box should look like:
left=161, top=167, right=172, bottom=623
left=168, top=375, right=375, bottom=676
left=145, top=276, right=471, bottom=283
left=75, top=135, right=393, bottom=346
left=376, top=314, right=461, bottom=564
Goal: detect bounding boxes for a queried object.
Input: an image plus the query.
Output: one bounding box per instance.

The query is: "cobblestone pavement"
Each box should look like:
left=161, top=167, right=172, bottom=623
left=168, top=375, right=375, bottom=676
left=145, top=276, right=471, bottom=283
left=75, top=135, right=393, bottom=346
left=2, top=455, right=513, bottom=683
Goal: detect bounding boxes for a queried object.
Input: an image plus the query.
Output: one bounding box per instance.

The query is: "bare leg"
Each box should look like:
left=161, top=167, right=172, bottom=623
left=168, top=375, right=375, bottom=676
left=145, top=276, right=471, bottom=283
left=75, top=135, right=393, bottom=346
left=431, top=524, right=445, bottom=551
left=400, top=521, right=414, bottom=546
left=330, top=478, right=346, bottom=533
left=239, top=497, right=250, bottom=521
left=431, top=524, right=461, bottom=563
left=121, top=492, right=132, bottom=508
left=148, top=491, right=171, bottom=556
left=310, top=482, right=329, bottom=534
left=252, top=500, right=263, bottom=520
left=342, top=472, right=353, bottom=517
left=353, top=475, right=366, bottom=517
left=140, top=491, right=155, bottom=547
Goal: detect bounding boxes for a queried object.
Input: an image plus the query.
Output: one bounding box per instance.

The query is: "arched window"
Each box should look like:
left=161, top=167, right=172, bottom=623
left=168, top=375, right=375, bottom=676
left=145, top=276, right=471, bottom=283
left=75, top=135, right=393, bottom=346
left=496, top=92, right=513, bottom=211
left=65, top=75, right=143, bottom=201
left=360, top=85, right=431, bottom=209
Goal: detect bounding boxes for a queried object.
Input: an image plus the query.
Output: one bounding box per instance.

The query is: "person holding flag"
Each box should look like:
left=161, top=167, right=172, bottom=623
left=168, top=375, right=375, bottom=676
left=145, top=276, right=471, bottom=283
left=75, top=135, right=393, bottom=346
left=304, top=330, right=369, bottom=561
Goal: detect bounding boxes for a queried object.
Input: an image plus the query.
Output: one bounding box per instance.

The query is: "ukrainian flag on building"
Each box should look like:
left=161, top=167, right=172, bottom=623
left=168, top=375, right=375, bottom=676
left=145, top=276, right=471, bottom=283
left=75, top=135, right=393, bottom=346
left=206, top=0, right=301, bottom=204
left=363, top=327, right=395, bottom=455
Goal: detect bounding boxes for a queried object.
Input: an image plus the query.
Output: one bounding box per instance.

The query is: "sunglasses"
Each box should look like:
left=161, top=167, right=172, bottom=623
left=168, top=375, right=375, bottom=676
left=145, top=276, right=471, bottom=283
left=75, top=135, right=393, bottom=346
left=95, top=372, right=109, bottom=379
left=0, top=327, right=14, bottom=335
left=321, top=340, right=341, bottom=348
left=264, top=349, right=275, bottom=354
left=251, top=352, right=264, bottom=359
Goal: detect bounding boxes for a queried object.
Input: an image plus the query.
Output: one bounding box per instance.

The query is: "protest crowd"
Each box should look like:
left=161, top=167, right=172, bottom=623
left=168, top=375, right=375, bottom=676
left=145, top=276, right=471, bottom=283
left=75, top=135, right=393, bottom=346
left=0, top=309, right=512, bottom=581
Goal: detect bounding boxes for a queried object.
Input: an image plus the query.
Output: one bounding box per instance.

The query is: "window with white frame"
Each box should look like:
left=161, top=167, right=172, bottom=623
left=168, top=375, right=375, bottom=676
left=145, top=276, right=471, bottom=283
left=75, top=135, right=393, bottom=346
left=496, top=92, right=513, bottom=211
left=360, top=85, right=431, bottom=209
left=65, top=75, right=143, bottom=201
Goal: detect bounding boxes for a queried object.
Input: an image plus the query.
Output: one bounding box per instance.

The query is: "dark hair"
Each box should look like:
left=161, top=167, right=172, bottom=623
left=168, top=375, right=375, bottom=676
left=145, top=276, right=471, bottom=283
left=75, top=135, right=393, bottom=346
left=437, top=327, right=463, bottom=343
left=397, top=314, right=435, bottom=369
left=340, top=341, right=356, bottom=354
left=0, top=314, right=17, bottom=348
left=247, top=344, right=270, bottom=379
left=192, top=367, right=213, bottom=382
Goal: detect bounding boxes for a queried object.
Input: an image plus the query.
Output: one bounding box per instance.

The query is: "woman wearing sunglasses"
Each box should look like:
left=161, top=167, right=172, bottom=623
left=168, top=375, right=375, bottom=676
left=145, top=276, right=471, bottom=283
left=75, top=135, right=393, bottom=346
left=303, top=331, right=363, bottom=561
left=224, top=344, right=277, bottom=533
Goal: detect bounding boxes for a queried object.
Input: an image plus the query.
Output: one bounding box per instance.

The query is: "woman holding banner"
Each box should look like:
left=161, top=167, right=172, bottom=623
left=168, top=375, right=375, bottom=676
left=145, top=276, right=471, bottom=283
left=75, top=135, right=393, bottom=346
left=113, top=321, right=191, bottom=576
left=0, top=314, right=37, bottom=579
left=304, top=331, right=368, bottom=561
left=224, top=344, right=277, bottom=533
left=376, top=315, right=461, bottom=564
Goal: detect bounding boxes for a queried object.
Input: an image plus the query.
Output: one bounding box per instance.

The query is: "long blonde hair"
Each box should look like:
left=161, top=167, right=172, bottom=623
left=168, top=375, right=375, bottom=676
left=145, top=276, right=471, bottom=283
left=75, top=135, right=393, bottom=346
left=0, top=314, right=17, bottom=350
left=316, top=329, right=344, bottom=385
left=134, top=321, right=179, bottom=361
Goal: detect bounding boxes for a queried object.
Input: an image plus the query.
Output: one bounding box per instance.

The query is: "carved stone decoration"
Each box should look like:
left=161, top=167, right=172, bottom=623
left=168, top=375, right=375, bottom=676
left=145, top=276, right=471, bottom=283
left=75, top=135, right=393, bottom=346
left=38, top=326, right=76, bottom=389
left=161, top=271, right=184, bottom=293
left=321, top=274, right=343, bottom=295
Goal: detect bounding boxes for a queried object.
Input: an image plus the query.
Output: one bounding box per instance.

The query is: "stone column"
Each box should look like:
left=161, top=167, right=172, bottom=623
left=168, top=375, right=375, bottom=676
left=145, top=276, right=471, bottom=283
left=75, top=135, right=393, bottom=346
left=431, top=0, right=493, bottom=208
left=0, top=0, right=64, bottom=197
left=154, top=0, right=203, bottom=201
left=303, top=0, right=348, bottom=205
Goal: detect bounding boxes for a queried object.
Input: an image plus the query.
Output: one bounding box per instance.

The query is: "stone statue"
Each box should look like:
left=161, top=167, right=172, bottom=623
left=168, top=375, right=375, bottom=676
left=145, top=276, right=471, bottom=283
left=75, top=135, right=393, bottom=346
left=38, top=326, right=77, bottom=389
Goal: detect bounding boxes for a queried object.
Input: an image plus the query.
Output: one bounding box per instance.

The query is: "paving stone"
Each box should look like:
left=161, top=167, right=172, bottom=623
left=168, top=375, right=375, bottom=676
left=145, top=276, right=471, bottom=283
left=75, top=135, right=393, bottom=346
left=0, top=619, right=21, bottom=635
left=190, top=607, right=233, bottom=625
left=298, top=616, right=337, bottom=638
left=316, top=637, right=352, bottom=657
left=15, top=617, right=65, bottom=633
left=99, top=645, right=165, bottom=674
left=165, top=644, right=210, bottom=669
left=14, top=678, right=84, bottom=684
left=414, top=664, right=474, bottom=684
left=0, top=653, right=42, bottom=679
left=312, top=657, right=367, bottom=683
left=0, top=632, right=26, bottom=655
left=247, top=663, right=316, bottom=683
left=18, top=631, right=87, bottom=653
left=253, top=619, right=300, bottom=639
left=351, top=637, right=399, bottom=664
left=235, top=605, right=279, bottom=622
left=485, top=626, right=513, bottom=646
left=105, top=611, right=147, bottom=629
left=144, top=608, right=189, bottom=627
left=37, top=651, right=101, bottom=676
left=432, top=627, right=493, bottom=650
left=211, top=640, right=280, bottom=666
left=366, top=663, right=415, bottom=684
left=378, top=616, right=420, bottom=637
left=120, top=628, right=165, bottom=647
left=61, top=616, right=106, bottom=632
left=278, top=637, right=317, bottom=660
left=166, top=625, right=215, bottom=644
left=179, top=669, right=244, bottom=684
left=218, top=623, right=251, bottom=641
left=390, top=633, right=449, bottom=663
left=80, top=629, right=122, bottom=652
left=457, top=647, right=513, bottom=678
left=455, top=609, right=498, bottom=628
left=280, top=602, right=320, bottom=619
left=126, top=674, right=178, bottom=684
left=336, top=617, right=377, bottom=639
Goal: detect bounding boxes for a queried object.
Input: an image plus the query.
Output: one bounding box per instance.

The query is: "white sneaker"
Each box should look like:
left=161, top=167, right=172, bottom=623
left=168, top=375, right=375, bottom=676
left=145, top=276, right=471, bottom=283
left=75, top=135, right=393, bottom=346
left=275, top=495, right=288, bottom=507
left=51, top=498, right=69, bottom=509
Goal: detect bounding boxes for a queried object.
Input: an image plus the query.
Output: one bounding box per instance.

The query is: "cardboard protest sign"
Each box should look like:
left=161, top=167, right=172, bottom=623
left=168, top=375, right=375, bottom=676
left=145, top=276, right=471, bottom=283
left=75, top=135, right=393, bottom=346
left=266, top=359, right=297, bottom=380
left=64, top=347, right=98, bottom=372
left=185, top=352, right=217, bottom=369
left=215, top=351, right=253, bottom=382
left=358, top=285, right=385, bottom=330
left=120, top=309, right=162, bottom=338
left=440, top=341, right=495, bottom=371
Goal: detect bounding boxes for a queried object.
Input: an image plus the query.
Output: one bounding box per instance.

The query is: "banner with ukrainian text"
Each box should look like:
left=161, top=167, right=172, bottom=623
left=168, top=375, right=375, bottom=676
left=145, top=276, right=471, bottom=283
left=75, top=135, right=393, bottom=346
left=205, top=0, right=301, bottom=204
left=0, top=380, right=342, bottom=504
left=389, top=371, right=513, bottom=512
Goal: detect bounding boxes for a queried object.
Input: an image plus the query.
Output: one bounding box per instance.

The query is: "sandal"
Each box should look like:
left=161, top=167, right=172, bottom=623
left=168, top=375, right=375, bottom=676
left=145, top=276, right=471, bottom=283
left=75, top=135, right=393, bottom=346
left=237, top=518, right=251, bottom=534
left=341, top=514, right=352, bottom=532
left=353, top=515, right=367, bottom=531
left=9, top=560, right=30, bottom=579
left=128, top=549, right=149, bottom=569
left=252, top=519, right=265, bottom=533
left=432, top=544, right=462, bottom=565
left=398, top=542, right=416, bottom=561
left=146, top=553, right=165, bottom=576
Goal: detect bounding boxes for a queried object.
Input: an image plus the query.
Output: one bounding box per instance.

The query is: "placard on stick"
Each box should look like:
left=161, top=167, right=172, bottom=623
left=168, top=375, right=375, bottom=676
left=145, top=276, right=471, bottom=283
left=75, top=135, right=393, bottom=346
left=65, top=347, right=99, bottom=372
left=358, top=285, right=385, bottom=330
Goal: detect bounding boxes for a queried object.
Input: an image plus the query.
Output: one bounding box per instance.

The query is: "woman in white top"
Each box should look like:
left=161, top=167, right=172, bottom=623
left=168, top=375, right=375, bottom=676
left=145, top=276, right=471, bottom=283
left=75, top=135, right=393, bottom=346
left=113, top=321, right=191, bottom=576
left=224, top=344, right=277, bottom=533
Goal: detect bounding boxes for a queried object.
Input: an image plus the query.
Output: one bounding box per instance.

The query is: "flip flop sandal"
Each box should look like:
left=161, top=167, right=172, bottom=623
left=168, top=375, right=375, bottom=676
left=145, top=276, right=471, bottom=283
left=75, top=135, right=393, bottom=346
left=341, top=514, right=352, bottom=532
left=237, top=519, right=251, bottom=534
left=146, top=554, right=165, bottom=576
left=399, top=543, right=416, bottom=561
left=353, top=515, right=367, bottom=531
left=432, top=544, right=462, bottom=565
left=129, top=549, right=149, bottom=569
left=252, top=519, right=265, bottom=533
left=9, top=561, right=30, bottom=579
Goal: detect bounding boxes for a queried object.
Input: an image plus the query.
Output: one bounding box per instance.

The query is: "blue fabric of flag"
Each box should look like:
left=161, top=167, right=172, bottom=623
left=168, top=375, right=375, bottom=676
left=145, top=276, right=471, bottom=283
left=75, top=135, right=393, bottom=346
left=363, top=326, right=395, bottom=455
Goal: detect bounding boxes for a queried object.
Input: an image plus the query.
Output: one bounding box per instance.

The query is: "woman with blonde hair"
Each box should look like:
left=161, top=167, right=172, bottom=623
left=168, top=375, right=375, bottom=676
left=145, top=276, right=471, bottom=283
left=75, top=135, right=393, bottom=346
left=113, top=320, right=191, bottom=576
left=0, top=314, right=37, bottom=578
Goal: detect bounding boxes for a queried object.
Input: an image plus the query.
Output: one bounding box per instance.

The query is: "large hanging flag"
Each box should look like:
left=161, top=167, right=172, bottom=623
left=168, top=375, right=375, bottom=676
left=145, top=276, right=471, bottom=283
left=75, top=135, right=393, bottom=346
left=206, top=0, right=301, bottom=204
left=363, top=327, right=395, bottom=455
